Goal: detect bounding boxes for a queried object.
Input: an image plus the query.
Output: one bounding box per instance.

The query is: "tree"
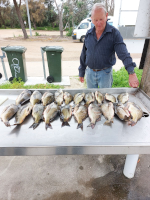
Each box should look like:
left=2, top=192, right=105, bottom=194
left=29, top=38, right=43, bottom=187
left=0, top=0, right=10, bottom=28
left=28, top=0, right=45, bottom=29
left=54, top=0, right=64, bottom=37
left=13, top=0, right=28, bottom=39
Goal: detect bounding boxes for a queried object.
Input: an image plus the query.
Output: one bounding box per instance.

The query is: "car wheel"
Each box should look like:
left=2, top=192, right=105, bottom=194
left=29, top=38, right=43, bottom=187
left=47, top=76, right=54, bottom=83
left=0, top=73, right=2, bottom=79
left=80, top=36, right=85, bottom=43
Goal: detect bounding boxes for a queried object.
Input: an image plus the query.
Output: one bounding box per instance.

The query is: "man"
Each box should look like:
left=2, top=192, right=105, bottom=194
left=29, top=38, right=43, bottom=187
left=79, top=3, right=139, bottom=88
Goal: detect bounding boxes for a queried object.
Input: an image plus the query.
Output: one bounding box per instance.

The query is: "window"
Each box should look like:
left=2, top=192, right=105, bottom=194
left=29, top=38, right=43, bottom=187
left=79, top=23, right=89, bottom=29
left=91, top=23, right=95, bottom=28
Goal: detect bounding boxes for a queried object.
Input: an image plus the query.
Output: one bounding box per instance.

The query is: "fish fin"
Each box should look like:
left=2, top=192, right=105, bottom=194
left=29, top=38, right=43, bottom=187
left=77, top=123, right=83, bottom=130
left=29, top=122, right=40, bottom=130
left=62, top=121, right=70, bottom=127
left=143, top=112, right=149, bottom=117
left=87, top=123, right=95, bottom=129
left=96, top=116, right=101, bottom=122
left=4, top=121, right=10, bottom=127
left=128, top=120, right=136, bottom=126
left=45, top=123, right=52, bottom=130
left=104, top=120, right=112, bottom=126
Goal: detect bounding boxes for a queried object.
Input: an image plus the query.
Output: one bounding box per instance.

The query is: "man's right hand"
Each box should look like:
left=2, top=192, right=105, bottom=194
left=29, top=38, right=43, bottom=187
left=79, top=77, right=84, bottom=83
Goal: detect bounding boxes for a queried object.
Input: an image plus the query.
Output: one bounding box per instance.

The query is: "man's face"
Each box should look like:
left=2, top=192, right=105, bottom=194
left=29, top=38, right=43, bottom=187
left=91, top=8, right=108, bottom=33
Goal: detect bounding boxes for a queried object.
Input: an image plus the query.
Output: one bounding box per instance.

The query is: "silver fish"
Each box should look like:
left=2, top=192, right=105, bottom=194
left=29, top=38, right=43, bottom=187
left=16, top=90, right=32, bottom=105
left=95, top=91, right=104, bottom=104
left=64, top=92, right=73, bottom=104
left=55, top=89, right=63, bottom=106
left=0, top=104, right=19, bottom=126
left=101, top=102, right=114, bottom=126
left=105, top=93, right=116, bottom=103
left=74, top=93, right=85, bottom=105
left=43, top=102, right=59, bottom=129
left=87, top=103, right=102, bottom=129
left=30, top=91, right=42, bottom=106
left=74, top=104, right=88, bottom=130
left=125, top=102, right=143, bottom=126
left=29, top=104, right=44, bottom=129
left=42, top=92, right=54, bottom=106
left=84, top=92, right=95, bottom=105
left=117, top=93, right=129, bottom=104
left=60, top=105, right=72, bottom=127
left=14, top=102, right=32, bottom=125
left=115, top=103, right=130, bottom=121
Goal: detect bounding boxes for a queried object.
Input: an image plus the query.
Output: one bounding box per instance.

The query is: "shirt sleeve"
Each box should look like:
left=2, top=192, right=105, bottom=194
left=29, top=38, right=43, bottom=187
left=114, top=30, right=136, bottom=73
left=78, top=42, right=87, bottom=77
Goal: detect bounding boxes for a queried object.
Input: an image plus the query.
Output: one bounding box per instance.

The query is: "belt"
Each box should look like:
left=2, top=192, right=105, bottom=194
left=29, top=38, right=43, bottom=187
left=91, top=67, right=108, bottom=72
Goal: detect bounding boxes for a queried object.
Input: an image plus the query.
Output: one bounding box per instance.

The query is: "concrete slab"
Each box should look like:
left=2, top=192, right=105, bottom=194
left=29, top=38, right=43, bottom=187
left=24, top=76, right=70, bottom=86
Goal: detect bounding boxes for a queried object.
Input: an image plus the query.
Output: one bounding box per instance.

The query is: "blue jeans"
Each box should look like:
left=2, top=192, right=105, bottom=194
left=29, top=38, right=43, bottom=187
left=85, top=66, right=113, bottom=88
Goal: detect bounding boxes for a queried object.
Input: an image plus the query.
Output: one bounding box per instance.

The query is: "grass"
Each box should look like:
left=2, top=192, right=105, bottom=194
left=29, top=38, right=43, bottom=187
left=112, top=67, right=143, bottom=88
left=35, top=32, right=40, bottom=36
left=0, top=78, right=63, bottom=89
left=33, top=27, right=59, bottom=31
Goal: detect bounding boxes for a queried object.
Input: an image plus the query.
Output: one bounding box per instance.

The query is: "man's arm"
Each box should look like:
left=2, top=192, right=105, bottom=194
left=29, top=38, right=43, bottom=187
left=114, top=31, right=139, bottom=88
left=78, top=42, right=87, bottom=83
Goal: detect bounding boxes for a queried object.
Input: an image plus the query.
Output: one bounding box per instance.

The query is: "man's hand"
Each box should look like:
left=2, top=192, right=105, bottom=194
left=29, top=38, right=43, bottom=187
left=129, top=73, right=139, bottom=88
left=79, top=77, right=84, bottom=83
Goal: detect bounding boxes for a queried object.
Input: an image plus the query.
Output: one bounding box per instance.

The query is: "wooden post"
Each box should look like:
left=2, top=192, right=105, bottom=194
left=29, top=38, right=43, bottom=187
left=140, top=40, right=150, bottom=97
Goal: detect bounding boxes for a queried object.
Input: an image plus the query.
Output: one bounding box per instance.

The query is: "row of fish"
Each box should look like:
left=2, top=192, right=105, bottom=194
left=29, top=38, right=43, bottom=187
left=0, top=89, right=149, bottom=130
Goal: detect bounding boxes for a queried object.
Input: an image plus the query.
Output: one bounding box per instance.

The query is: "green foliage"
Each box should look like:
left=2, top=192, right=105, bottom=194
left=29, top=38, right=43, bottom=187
left=66, top=27, right=73, bottom=36
left=0, top=78, right=63, bottom=89
left=112, top=67, right=143, bottom=88
left=35, top=32, right=40, bottom=36
left=33, top=26, right=59, bottom=31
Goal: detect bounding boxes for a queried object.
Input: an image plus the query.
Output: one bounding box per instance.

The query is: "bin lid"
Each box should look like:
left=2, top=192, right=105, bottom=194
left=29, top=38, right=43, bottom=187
left=1, top=46, right=27, bottom=53
left=42, top=46, right=64, bottom=53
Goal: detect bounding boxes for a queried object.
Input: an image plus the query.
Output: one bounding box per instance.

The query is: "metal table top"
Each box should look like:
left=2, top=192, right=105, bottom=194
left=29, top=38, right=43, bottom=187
left=0, top=88, right=150, bottom=156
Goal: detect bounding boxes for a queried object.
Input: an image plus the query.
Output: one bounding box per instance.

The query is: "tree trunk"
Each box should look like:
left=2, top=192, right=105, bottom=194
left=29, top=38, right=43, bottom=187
left=13, top=0, right=28, bottom=39
left=140, top=40, right=150, bottom=97
left=54, top=0, right=63, bottom=37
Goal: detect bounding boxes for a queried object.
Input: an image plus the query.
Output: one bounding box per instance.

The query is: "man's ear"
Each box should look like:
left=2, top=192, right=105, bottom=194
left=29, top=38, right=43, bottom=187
left=106, top=12, right=108, bottom=19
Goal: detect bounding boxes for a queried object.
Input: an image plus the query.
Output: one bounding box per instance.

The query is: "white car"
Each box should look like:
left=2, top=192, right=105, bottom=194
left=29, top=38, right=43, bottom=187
left=72, top=16, right=114, bottom=43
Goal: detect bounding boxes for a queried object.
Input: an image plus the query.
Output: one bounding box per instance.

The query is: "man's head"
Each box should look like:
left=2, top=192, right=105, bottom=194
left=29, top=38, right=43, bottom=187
left=91, top=3, right=108, bottom=33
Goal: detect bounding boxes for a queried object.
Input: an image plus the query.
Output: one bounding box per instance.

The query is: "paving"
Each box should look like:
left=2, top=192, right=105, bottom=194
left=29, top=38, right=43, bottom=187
left=0, top=30, right=150, bottom=200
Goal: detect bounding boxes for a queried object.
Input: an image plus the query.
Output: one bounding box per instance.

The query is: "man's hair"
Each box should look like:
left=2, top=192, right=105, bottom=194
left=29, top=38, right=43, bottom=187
left=91, top=3, right=107, bottom=16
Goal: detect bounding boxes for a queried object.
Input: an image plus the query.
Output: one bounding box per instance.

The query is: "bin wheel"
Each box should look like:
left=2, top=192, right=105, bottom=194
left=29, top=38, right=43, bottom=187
left=0, top=73, right=2, bottom=79
left=47, top=76, right=54, bottom=83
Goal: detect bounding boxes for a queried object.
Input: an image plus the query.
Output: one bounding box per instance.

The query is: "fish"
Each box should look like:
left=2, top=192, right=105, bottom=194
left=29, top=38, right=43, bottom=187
left=125, top=102, right=143, bottom=126
left=29, top=104, right=44, bottom=129
left=14, top=102, right=32, bottom=125
left=64, top=92, right=73, bottom=104
left=105, top=93, right=116, bottom=103
left=30, top=90, right=42, bottom=106
left=87, top=103, right=102, bottom=129
left=55, top=89, right=63, bottom=106
left=117, top=93, right=129, bottom=104
left=43, top=102, right=59, bottom=130
left=95, top=91, right=104, bottom=104
left=84, top=92, right=95, bottom=105
left=60, top=105, right=72, bottom=127
left=74, top=104, right=88, bottom=130
left=42, top=92, right=54, bottom=106
left=0, top=104, right=19, bottom=126
left=16, top=89, right=32, bottom=105
left=74, top=93, right=85, bottom=105
left=101, top=102, right=114, bottom=126
left=115, top=103, right=130, bottom=121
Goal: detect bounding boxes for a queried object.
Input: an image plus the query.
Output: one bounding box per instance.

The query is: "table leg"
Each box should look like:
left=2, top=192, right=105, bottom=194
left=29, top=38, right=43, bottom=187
left=123, top=154, right=139, bottom=178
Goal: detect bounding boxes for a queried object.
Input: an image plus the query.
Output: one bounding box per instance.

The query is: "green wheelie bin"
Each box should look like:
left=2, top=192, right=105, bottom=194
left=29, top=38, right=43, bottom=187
left=1, top=46, right=27, bottom=82
left=42, top=46, right=64, bottom=83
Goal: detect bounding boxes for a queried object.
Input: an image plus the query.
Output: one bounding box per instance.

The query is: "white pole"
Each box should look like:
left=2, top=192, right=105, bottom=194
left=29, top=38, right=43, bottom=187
left=25, top=0, right=32, bottom=36
left=123, top=154, right=139, bottom=178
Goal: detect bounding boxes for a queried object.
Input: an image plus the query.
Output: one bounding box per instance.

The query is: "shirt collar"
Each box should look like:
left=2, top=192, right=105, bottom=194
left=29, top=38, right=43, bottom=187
left=89, top=22, right=113, bottom=35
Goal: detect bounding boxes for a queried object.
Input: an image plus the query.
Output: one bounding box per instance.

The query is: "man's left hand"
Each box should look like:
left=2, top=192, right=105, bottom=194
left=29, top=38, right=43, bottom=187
left=129, top=73, right=139, bottom=88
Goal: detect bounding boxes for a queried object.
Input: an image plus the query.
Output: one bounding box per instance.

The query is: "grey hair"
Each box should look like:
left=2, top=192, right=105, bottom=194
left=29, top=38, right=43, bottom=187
left=91, top=3, right=107, bottom=16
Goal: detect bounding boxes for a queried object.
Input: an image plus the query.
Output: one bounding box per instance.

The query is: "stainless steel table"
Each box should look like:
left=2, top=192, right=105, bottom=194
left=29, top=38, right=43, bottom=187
left=0, top=88, right=150, bottom=178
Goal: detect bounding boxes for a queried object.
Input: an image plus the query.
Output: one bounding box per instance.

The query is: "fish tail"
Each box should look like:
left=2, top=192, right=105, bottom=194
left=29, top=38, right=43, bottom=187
left=128, top=120, right=136, bottom=126
left=45, top=123, right=52, bottom=130
left=62, top=121, right=70, bottom=127
left=77, top=123, right=83, bottom=130
left=87, top=123, right=95, bottom=129
left=4, top=121, right=10, bottom=127
left=29, top=122, right=40, bottom=130
left=104, top=120, right=112, bottom=126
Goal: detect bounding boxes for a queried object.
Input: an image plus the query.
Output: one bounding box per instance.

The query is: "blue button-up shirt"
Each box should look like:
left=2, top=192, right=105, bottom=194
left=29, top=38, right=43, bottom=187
left=79, top=22, right=136, bottom=77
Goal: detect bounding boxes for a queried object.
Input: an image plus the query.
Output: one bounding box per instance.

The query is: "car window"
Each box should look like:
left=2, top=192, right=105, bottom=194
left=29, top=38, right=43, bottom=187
left=79, top=23, right=89, bottom=29
left=91, top=23, right=95, bottom=28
